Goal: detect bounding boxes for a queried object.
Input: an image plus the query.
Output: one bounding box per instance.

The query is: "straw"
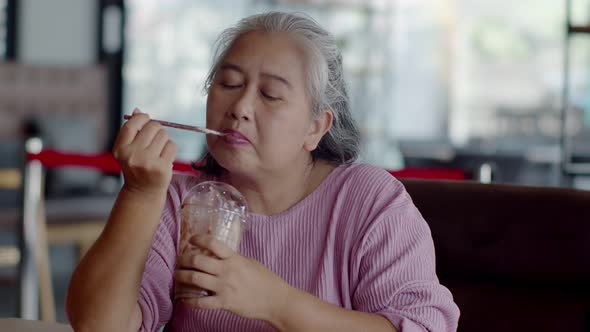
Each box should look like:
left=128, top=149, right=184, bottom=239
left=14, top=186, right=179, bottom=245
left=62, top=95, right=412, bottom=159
left=123, top=114, right=225, bottom=136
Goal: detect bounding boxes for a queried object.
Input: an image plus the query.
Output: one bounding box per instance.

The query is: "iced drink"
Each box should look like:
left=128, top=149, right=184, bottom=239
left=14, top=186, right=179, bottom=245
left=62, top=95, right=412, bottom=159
left=175, top=181, right=247, bottom=299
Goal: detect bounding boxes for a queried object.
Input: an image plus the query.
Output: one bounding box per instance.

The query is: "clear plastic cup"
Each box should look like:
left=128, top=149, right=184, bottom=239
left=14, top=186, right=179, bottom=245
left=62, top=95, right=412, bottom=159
left=175, top=181, right=248, bottom=299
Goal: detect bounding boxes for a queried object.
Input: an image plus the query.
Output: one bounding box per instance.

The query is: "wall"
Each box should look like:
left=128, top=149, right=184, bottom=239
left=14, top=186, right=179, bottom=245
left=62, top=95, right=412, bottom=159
left=18, top=0, right=97, bottom=65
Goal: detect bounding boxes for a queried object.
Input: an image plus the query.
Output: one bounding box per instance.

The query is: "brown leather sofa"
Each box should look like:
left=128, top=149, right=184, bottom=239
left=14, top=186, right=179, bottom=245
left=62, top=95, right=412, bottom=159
left=401, top=179, right=590, bottom=332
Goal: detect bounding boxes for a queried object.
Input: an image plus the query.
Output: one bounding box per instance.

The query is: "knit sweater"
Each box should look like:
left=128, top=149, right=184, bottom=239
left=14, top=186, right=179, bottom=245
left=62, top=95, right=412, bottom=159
left=138, top=163, right=460, bottom=332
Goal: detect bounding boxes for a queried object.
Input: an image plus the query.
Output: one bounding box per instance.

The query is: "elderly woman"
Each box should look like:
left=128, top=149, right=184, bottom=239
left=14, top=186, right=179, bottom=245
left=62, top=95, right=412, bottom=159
left=66, top=11, right=459, bottom=332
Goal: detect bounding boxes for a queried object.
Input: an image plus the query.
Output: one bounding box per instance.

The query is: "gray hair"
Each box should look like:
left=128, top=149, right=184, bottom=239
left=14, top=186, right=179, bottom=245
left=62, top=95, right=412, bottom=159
left=197, top=11, right=360, bottom=175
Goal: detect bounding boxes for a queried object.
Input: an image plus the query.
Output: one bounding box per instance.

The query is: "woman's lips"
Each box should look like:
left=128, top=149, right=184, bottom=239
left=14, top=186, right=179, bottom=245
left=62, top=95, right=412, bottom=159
left=221, top=129, right=250, bottom=145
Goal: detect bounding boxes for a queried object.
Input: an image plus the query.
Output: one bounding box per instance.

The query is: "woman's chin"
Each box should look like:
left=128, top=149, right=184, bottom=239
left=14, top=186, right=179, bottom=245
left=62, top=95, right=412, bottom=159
left=214, top=153, right=253, bottom=175
left=222, top=164, right=256, bottom=179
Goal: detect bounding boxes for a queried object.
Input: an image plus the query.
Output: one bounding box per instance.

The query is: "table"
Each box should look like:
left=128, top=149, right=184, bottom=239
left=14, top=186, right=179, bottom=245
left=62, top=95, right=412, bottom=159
left=0, top=318, right=73, bottom=332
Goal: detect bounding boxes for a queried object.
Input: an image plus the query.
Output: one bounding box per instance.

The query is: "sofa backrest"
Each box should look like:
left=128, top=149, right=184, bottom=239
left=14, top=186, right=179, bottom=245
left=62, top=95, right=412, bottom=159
left=401, top=179, right=590, bottom=332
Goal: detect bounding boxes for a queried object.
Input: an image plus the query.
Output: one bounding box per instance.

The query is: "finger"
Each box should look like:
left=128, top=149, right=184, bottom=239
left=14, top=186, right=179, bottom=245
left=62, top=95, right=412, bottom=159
left=182, top=294, right=222, bottom=310
left=192, top=254, right=223, bottom=275
left=114, top=112, right=150, bottom=148
left=189, top=234, right=234, bottom=259
left=176, top=249, right=213, bottom=270
left=145, top=129, right=169, bottom=156
left=133, top=120, right=163, bottom=149
left=160, top=140, right=177, bottom=162
left=174, top=269, right=219, bottom=292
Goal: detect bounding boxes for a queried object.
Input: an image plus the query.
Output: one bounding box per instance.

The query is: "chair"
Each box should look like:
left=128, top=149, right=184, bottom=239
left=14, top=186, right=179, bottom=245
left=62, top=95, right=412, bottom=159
left=18, top=137, right=116, bottom=322
left=401, top=178, right=590, bottom=331
left=4, top=167, right=114, bottom=321
left=0, top=139, right=56, bottom=321
left=0, top=168, right=21, bottom=268
left=17, top=139, right=197, bottom=321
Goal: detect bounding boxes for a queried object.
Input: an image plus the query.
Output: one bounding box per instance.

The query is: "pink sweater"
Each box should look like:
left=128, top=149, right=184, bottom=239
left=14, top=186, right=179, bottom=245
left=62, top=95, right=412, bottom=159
left=138, top=163, right=460, bottom=332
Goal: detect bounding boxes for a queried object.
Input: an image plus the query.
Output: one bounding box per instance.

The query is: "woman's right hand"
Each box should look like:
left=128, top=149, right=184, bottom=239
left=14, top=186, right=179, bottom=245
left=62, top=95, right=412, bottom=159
left=112, top=109, right=177, bottom=197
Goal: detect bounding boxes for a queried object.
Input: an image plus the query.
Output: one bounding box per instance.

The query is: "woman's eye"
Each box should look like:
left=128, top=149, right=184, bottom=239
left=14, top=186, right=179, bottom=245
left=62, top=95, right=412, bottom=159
left=261, top=91, right=280, bottom=101
left=220, top=82, right=242, bottom=89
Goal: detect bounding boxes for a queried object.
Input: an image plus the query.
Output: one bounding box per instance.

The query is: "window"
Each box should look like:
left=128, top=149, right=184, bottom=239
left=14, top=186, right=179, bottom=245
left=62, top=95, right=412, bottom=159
left=124, top=0, right=588, bottom=171
left=124, top=0, right=403, bottom=168
left=124, top=0, right=249, bottom=162
left=450, top=1, right=566, bottom=149
left=0, top=0, right=7, bottom=58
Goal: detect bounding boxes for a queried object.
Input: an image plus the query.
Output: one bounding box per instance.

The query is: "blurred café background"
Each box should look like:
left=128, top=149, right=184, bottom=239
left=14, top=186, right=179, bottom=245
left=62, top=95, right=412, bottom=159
left=0, top=0, right=589, bottom=327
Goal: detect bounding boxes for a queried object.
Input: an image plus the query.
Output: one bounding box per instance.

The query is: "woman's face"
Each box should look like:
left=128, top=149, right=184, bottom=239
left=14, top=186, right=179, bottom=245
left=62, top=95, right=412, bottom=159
left=206, top=31, right=330, bottom=177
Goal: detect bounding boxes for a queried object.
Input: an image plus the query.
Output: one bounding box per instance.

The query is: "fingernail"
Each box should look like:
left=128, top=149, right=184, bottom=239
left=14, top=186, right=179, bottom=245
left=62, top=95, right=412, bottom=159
left=132, top=107, right=140, bottom=114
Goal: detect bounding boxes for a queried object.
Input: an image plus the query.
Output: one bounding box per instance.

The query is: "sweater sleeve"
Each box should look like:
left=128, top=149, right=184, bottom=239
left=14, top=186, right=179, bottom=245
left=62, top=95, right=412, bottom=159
left=137, top=182, right=182, bottom=332
left=351, top=193, right=460, bottom=332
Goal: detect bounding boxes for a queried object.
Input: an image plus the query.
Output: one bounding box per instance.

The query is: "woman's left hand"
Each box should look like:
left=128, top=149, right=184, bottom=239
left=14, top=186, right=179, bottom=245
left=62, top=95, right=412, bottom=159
left=175, top=234, right=291, bottom=323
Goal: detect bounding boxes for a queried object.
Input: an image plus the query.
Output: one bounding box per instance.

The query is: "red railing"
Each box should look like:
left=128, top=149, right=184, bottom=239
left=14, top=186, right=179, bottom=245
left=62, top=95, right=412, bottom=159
left=26, top=149, right=197, bottom=174
left=26, top=149, right=465, bottom=180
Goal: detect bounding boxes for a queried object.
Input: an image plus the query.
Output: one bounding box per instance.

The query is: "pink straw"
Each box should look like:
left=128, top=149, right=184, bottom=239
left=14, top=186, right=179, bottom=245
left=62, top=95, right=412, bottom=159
left=123, top=115, right=225, bottom=136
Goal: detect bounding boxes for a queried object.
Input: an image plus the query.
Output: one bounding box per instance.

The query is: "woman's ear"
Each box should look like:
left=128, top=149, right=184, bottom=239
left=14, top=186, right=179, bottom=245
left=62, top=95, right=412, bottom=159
left=304, top=110, right=333, bottom=152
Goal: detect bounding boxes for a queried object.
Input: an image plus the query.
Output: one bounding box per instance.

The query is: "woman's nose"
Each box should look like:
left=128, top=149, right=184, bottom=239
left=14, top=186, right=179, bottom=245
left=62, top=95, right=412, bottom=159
left=228, top=89, right=253, bottom=121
